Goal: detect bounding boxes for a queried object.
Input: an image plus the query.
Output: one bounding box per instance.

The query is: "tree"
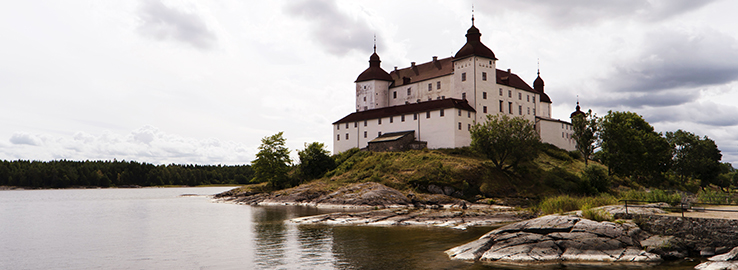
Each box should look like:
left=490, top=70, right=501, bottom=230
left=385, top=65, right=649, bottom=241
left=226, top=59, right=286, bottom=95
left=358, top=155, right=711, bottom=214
left=571, top=109, right=600, bottom=165
left=666, top=130, right=722, bottom=187
left=297, top=142, right=335, bottom=180
left=470, top=114, right=541, bottom=171
left=599, top=111, right=671, bottom=184
left=251, top=132, right=292, bottom=189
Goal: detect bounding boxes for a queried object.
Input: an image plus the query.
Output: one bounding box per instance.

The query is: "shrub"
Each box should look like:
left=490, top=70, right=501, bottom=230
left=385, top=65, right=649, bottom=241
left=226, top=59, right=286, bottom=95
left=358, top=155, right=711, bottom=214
left=697, top=189, right=735, bottom=204
left=582, top=206, right=614, bottom=222
left=538, top=194, right=617, bottom=215
left=568, top=150, right=583, bottom=160
left=619, top=189, right=683, bottom=205
left=581, top=165, right=610, bottom=194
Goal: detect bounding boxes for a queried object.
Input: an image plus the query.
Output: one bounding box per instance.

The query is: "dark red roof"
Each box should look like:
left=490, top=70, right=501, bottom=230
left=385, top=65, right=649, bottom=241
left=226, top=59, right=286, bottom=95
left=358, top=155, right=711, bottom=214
left=356, top=52, right=393, bottom=82
left=333, top=98, right=476, bottom=124
left=570, top=102, right=585, bottom=118
left=389, top=57, right=454, bottom=87
left=531, top=72, right=551, bottom=103
left=454, top=25, right=497, bottom=60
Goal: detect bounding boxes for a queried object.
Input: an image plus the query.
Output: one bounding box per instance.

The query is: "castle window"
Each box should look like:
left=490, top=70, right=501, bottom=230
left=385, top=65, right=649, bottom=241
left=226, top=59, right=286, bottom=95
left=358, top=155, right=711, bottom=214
left=527, top=95, right=530, bottom=102
left=354, top=122, right=357, bottom=128
left=499, top=100, right=503, bottom=112
left=482, top=72, right=487, bottom=81
left=414, top=113, right=418, bottom=120
left=519, top=105, right=522, bottom=115
left=437, top=81, right=441, bottom=89
left=533, top=108, right=536, bottom=115
left=461, top=72, right=467, bottom=81
left=345, top=123, right=349, bottom=129
left=458, top=122, right=462, bottom=130
left=508, top=102, right=513, bottom=114
left=401, top=115, right=405, bottom=122
left=483, top=92, right=487, bottom=99
left=527, top=107, right=530, bottom=114
left=468, top=123, right=471, bottom=130
left=519, top=93, right=522, bottom=100
left=440, top=109, right=445, bottom=117
left=378, top=118, right=382, bottom=125
left=508, top=90, right=512, bottom=98
left=428, top=83, right=432, bottom=91
left=337, top=134, right=340, bottom=141
left=364, top=131, right=367, bottom=138
left=390, top=116, right=393, bottom=123
left=468, top=111, right=471, bottom=118
left=458, top=109, right=461, bottom=116
left=407, top=88, right=411, bottom=96
left=379, top=131, right=382, bottom=137
left=337, top=125, right=340, bottom=130
left=483, top=106, right=488, bottom=113
left=364, top=120, right=367, bottom=126
left=426, top=111, right=431, bottom=118
left=363, top=97, right=366, bottom=102
left=462, top=93, right=466, bottom=100
left=346, top=133, right=349, bottom=140
left=393, top=91, right=397, bottom=99
left=499, top=88, right=503, bottom=96
left=489, top=60, right=492, bottom=65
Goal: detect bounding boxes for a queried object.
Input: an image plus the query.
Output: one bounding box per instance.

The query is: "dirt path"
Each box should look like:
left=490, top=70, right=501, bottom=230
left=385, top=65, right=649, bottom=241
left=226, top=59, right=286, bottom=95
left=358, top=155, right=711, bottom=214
left=663, top=205, right=738, bottom=220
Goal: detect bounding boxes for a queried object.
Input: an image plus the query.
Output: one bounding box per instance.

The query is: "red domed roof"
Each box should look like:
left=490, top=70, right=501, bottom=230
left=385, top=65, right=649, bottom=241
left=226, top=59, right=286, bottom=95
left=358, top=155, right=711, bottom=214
left=356, top=52, right=393, bottom=82
left=454, top=24, right=497, bottom=60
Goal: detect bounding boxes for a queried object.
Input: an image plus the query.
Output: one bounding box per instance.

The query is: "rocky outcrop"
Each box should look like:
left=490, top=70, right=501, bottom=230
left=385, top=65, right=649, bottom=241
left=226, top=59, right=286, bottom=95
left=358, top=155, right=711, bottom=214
left=446, top=215, right=661, bottom=264
left=633, top=215, right=738, bottom=255
left=696, top=246, right=738, bottom=270
left=291, top=206, right=529, bottom=229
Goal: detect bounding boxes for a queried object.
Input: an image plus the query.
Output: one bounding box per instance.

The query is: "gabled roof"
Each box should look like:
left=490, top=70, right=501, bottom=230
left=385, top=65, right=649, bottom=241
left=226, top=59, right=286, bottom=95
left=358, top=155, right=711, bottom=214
left=369, top=131, right=415, bottom=143
left=389, top=57, right=454, bottom=87
left=333, top=98, right=475, bottom=124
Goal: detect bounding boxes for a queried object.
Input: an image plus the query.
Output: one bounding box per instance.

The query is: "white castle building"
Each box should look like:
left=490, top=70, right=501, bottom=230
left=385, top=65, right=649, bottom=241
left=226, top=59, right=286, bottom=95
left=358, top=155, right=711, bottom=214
left=333, top=19, right=576, bottom=154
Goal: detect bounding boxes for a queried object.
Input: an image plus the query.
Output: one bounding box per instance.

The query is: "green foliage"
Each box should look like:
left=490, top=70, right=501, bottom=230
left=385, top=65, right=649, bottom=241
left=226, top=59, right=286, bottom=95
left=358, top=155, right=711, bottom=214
left=542, top=143, right=572, bottom=162
left=251, top=132, right=292, bottom=189
left=600, top=111, right=671, bottom=184
left=543, top=167, right=582, bottom=194
left=572, top=109, right=600, bottom=165
left=697, top=188, right=736, bottom=204
left=568, top=150, right=583, bottom=160
left=297, top=142, right=336, bottom=180
left=537, top=194, right=617, bottom=215
left=0, top=159, right=252, bottom=188
left=618, top=189, right=683, bottom=205
left=581, top=206, right=614, bottom=222
left=470, top=114, right=541, bottom=171
left=665, top=130, right=723, bottom=188
left=581, top=165, right=610, bottom=194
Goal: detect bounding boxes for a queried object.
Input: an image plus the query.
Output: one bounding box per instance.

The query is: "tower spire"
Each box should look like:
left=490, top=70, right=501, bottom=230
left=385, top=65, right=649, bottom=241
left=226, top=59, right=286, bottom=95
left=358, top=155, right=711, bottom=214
left=373, top=34, right=376, bottom=53
left=471, top=4, right=475, bottom=26
left=537, top=58, right=540, bottom=76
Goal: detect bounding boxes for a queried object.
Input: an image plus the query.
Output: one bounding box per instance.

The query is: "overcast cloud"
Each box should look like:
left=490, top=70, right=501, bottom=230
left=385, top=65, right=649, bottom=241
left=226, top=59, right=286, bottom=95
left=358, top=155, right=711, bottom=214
left=2, top=0, right=738, bottom=165
left=136, top=0, right=217, bottom=50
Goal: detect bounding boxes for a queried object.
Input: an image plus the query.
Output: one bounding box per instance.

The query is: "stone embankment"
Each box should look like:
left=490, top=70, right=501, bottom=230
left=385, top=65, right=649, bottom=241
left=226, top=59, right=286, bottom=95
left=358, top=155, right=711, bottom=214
left=631, top=214, right=738, bottom=258
left=696, top=246, right=738, bottom=270
left=446, top=214, right=662, bottom=263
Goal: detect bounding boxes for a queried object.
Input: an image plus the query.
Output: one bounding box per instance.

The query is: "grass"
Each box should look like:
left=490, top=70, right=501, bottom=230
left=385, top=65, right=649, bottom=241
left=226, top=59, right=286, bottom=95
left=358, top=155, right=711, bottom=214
left=618, top=189, right=683, bottom=205
left=536, top=194, right=618, bottom=215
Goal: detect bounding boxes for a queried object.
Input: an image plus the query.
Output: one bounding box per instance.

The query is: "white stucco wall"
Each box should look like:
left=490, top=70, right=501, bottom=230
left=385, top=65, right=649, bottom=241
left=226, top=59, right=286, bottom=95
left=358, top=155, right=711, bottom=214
left=537, top=118, right=576, bottom=152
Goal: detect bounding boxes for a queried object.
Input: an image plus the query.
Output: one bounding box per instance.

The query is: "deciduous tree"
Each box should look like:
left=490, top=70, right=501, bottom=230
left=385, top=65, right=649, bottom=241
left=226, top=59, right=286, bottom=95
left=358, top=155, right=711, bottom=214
left=252, top=132, right=292, bottom=189
left=571, top=109, right=600, bottom=165
left=298, top=142, right=335, bottom=180
left=470, top=114, right=540, bottom=171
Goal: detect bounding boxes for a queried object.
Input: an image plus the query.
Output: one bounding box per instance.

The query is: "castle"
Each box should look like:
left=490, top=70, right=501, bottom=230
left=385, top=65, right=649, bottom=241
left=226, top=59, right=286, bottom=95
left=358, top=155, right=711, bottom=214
left=333, top=19, right=576, bottom=154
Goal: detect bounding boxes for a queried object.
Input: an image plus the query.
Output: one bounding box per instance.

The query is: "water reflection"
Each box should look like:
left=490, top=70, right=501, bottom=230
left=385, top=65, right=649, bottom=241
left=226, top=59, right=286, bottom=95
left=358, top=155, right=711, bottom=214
left=252, top=207, right=289, bottom=268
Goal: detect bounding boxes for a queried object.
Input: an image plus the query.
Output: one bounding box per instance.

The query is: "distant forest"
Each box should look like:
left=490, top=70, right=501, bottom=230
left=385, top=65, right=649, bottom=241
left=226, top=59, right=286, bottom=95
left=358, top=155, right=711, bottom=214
left=0, top=160, right=253, bottom=188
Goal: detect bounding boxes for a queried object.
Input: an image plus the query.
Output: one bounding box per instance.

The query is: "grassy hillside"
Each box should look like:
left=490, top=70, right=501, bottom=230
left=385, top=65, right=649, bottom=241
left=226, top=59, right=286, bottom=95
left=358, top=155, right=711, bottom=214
left=309, top=144, right=613, bottom=204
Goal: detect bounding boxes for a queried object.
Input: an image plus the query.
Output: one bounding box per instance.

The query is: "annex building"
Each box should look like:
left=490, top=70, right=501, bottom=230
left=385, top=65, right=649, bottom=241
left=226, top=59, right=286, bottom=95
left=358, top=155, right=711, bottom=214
left=333, top=19, right=577, bottom=154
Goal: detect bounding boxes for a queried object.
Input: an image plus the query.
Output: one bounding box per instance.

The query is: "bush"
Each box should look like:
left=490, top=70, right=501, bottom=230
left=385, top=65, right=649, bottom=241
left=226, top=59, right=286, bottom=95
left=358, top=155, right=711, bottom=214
left=619, top=189, right=683, bottom=205
left=581, top=165, right=610, bottom=194
left=697, top=189, right=735, bottom=204
left=568, top=150, right=583, bottom=160
left=538, top=194, right=617, bottom=215
left=581, top=206, right=614, bottom=222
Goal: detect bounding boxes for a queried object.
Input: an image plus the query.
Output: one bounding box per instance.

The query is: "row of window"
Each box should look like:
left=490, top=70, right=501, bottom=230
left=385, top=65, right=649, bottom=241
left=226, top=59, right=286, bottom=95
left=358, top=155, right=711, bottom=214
left=461, top=72, right=489, bottom=82
left=337, top=109, right=473, bottom=131
left=338, top=120, right=474, bottom=142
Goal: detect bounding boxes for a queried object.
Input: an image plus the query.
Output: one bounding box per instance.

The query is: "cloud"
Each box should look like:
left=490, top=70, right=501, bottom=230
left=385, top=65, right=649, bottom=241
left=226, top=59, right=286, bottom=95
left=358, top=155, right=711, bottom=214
left=2, top=127, right=252, bottom=165
left=9, top=133, right=43, bottom=146
left=285, top=0, right=377, bottom=56
left=591, top=28, right=738, bottom=109
left=136, top=0, right=216, bottom=50
left=477, top=0, right=717, bottom=27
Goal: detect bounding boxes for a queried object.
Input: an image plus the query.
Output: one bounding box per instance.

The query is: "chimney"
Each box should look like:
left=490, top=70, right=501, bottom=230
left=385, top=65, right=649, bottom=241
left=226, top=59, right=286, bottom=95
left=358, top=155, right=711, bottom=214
left=432, top=56, right=438, bottom=62
left=411, top=62, right=416, bottom=67
left=507, top=68, right=511, bottom=75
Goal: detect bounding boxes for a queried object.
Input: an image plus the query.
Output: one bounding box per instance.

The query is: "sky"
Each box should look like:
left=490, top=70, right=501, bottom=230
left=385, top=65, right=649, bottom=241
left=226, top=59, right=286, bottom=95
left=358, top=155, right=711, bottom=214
left=2, top=0, right=738, bottom=166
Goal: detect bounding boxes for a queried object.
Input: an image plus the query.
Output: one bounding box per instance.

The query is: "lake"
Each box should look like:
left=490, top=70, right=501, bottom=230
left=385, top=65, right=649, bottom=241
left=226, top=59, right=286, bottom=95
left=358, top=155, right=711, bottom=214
left=0, top=187, right=701, bottom=269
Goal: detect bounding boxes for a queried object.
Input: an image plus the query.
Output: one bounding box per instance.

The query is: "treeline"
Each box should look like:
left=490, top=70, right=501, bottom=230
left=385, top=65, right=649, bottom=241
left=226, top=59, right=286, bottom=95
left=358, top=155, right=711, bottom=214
left=0, top=160, right=253, bottom=188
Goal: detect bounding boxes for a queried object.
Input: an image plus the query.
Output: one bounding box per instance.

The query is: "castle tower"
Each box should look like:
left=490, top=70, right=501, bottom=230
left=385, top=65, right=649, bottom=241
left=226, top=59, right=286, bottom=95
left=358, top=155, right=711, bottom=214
left=355, top=44, right=392, bottom=112
left=452, top=16, right=498, bottom=123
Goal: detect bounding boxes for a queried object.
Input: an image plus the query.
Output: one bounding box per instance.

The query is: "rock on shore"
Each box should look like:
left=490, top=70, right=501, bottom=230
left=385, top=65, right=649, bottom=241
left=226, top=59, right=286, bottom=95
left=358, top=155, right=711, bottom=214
left=446, top=214, right=662, bottom=264
left=696, top=246, right=738, bottom=270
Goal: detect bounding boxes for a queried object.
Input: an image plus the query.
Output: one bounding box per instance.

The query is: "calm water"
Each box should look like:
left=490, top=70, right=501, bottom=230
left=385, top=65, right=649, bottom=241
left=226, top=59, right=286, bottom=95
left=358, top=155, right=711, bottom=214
left=0, top=187, right=701, bottom=269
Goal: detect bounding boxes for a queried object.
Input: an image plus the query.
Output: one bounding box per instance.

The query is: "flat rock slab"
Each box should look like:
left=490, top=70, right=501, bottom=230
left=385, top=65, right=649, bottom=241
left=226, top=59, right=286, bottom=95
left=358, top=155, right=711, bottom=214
left=290, top=207, right=526, bottom=229
left=446, top=214, right=661, bottom=264
left=696, top=247, right=738, bottom=270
